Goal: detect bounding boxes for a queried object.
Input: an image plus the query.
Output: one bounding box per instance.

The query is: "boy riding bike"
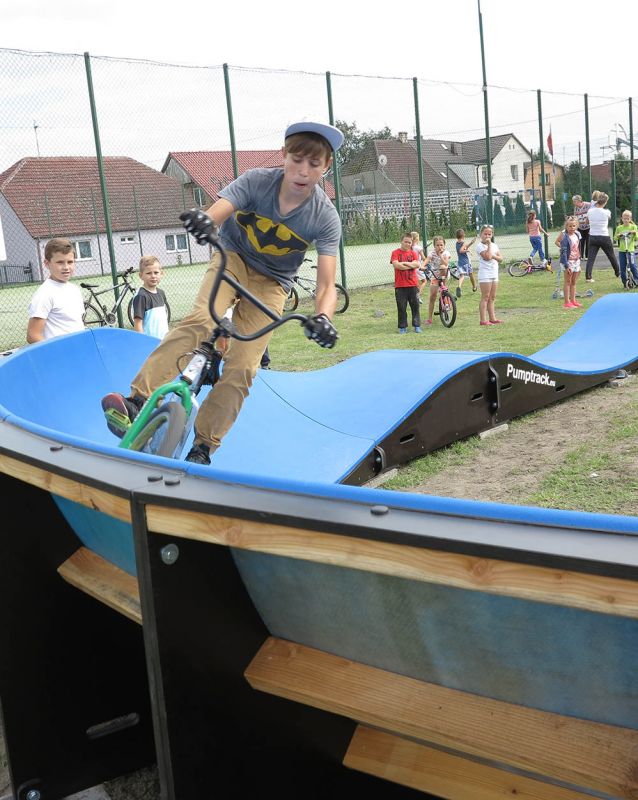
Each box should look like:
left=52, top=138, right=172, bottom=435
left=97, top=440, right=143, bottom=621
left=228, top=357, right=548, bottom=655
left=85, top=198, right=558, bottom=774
left=102, top=120, right=343, bottom=465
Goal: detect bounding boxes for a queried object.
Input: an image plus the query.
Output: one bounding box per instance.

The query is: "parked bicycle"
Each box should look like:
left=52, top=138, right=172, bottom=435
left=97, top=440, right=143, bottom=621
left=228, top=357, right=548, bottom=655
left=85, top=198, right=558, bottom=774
left=81, top=267, right=171, bottom=328
left=508, top=256, right=553, bottom=278
left=421, top=263, right=457, bottom=327
left=115, top=234, right=309, bottom=458
left=283, top=258, right=349, bottom=313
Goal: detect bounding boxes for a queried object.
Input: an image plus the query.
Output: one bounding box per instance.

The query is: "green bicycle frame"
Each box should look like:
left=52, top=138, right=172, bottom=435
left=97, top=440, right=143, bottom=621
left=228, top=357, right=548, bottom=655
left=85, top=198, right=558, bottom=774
left=119, top=380, right=194, bottom=450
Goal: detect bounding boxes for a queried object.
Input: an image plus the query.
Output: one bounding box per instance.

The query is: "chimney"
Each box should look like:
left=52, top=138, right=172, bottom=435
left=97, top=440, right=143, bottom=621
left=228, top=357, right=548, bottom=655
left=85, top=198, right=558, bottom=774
left=398, top=131, right=408, bottom=144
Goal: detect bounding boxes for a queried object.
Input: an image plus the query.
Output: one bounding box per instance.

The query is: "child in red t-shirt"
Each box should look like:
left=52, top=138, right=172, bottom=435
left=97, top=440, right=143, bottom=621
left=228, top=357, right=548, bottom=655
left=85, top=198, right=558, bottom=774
left=390, top=233, right=422, bottom=333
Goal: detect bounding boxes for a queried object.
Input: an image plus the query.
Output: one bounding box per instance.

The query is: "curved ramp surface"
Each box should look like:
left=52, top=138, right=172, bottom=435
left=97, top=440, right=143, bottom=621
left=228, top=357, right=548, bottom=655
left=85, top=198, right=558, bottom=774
left=0, top=292, right=637, bottom=485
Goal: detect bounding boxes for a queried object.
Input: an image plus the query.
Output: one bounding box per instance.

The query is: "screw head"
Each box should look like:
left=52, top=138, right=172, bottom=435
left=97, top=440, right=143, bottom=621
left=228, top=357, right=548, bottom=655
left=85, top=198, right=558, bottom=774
left=26, top=791, right=41, bottom=800
left=160, top=544, right=179, bottom=565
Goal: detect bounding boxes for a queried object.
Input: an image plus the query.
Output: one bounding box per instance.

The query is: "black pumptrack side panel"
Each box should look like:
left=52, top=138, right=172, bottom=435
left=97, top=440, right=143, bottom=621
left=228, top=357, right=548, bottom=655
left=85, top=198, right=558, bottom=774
left=345, top=356, right=638, bottom=485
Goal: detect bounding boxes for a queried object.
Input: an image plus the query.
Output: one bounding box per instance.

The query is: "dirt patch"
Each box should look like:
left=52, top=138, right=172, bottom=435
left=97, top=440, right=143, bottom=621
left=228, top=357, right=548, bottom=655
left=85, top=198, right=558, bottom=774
left=406, top=374, right=638, bottom=514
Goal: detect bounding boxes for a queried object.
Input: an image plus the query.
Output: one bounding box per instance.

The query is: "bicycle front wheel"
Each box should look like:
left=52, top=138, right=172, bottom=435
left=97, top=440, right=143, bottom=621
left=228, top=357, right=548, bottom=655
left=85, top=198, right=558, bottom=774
left=508, top=261, right=530, bottom=277
left=335, top=283, right=350, bottom=314
left=127, top=297, right=171, bottom=327
left=439, top=290, right=457, bottom=328
left=284, top=286, right=299, bottom=312
left=128, top=402, right=188, bottom=458
left=83, top=303, right=106, bottom=327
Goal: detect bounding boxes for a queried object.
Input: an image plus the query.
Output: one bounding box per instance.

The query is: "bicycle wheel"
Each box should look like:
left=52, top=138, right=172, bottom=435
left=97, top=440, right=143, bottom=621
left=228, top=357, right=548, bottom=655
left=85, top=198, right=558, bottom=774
left=83, top=303, right=106, bottom=327
left=284, top=286, right=299, bottom=312
left=127, top=296, right=171, bottom=327
left=335, top=283, right=350, bottom=314
left=438, top=290, right=457, bottom=328
left=128, top=401, right=188, bottom=458
left=508, top=260, right=530, bottom=277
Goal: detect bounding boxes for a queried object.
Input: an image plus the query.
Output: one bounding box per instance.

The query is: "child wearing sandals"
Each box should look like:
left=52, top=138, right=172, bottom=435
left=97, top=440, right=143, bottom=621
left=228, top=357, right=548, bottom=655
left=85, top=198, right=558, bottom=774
left=476, top=225, right=503, bottom=326
left=558, top=216, right=583, bottom=309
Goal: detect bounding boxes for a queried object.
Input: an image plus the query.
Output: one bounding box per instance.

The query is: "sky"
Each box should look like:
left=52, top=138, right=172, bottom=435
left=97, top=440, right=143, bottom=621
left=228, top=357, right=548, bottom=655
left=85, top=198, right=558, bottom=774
left=2, top=0, right=638, bottom=171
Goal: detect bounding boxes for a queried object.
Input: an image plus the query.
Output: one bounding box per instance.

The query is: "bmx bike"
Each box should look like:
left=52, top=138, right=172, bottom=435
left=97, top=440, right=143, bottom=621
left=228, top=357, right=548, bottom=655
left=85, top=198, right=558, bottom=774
left=422, top=263, right=457, bottom=328
left=283, top=258, right=349, bottom=313
left=81, top=267, right=171, bottom=328
left=508, top=256, right=553, bottom=278
left=116, top=234, right=309, bottom=459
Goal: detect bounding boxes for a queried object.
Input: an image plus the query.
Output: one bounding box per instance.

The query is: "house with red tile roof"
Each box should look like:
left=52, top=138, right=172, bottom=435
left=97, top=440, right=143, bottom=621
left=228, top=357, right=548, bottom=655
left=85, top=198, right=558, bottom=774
left=162, top=150, right=336, bottom=208
left=0, top=156, right=209, bottom=281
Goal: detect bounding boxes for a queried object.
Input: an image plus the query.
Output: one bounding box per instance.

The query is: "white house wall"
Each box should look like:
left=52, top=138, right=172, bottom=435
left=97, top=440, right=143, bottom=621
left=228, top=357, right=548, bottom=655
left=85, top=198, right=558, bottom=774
left=490, top=137, right=528, bottom=195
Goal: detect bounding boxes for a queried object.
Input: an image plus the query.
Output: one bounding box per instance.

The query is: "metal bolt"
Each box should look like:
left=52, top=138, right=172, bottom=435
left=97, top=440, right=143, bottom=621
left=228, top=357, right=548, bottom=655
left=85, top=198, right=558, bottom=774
left=160, top=544, right=179, bottom=565
left=26, top=790, right=41, bottom=800
left=370, top=505, right=389, bottom=516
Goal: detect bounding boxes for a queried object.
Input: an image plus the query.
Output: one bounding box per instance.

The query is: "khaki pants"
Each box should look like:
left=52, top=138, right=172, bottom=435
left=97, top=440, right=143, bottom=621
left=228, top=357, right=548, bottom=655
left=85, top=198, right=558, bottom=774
left=131, top=251, right=288, bottom=451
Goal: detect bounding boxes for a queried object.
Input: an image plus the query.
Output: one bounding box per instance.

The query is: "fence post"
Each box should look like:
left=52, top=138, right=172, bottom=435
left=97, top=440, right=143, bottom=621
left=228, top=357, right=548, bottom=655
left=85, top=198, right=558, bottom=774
left=629, top=97, right=635, bottom=221
left=412, top=77, right=428, bottom=251
left=84, top=52, right=122, bottom=325
left=90, top=188, right=105, bottom=275
left=325, top=71, right=346, bottom=288
left=181, top=184, right=194, bottom=265
left=584, top=93, right=592, bottom=199
left=537, top=89, right=549, bottom=255
left=611, top=158, right=617, bottom=229
left=223, top=64, right=238, bottom=180
left=132, top=186, right=144, bottom=258
left=477, top=0, right=493, bottom=225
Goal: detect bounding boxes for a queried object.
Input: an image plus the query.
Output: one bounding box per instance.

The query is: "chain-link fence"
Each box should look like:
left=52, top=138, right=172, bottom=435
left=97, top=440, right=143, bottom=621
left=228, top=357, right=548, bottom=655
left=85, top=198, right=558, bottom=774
left=1, top=47, right=635, bottom=351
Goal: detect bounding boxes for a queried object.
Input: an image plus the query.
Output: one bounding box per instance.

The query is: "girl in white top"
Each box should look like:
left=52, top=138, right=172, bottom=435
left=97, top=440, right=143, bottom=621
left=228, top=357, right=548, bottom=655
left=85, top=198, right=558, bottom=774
left=475, top=225, right=503, bottom=326
left=584, top=191, right=620, bottom=282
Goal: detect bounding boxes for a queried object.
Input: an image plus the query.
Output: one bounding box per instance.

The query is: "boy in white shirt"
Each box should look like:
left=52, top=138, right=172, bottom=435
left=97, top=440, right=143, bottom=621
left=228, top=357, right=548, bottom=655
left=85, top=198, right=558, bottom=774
left=27, top=238, right=85, bottom=343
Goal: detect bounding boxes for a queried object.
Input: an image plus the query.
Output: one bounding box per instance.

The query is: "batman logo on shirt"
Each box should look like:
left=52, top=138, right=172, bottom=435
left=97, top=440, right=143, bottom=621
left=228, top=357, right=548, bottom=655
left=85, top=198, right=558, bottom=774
left=235, top=211, right=309, bottom=256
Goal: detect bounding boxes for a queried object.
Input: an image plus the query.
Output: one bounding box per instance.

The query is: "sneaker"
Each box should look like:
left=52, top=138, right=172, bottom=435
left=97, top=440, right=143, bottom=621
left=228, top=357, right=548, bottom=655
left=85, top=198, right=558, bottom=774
left=398, top=327, right=408, bottom=334
left=418, top=298, right=423, bottom=304
left=102, top=393, right=144, bottom=438
left=472, top=285, right=477, bottom=292
left=455, top=287, right=462, bottom=299
left=414, top=326, right=422, bottom=333
left=185, top=442, right=211, bottom=465
left=585, top=278, right=595, bottom=283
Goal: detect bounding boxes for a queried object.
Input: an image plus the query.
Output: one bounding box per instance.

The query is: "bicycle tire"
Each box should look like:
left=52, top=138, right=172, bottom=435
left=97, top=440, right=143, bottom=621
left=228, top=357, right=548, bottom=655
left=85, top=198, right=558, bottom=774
left=284, top=286, right=299, bottom=312
left=335, top=283, right=350, bottom=314
left=127, top=296, right=171, bottom=327
left=83, top=303, right=107, bottom=327
left=128, top=401, right=188, bottom=458
left=508, top=260, right=530, bottom=278
left=439, top=290, right=457, bottom=328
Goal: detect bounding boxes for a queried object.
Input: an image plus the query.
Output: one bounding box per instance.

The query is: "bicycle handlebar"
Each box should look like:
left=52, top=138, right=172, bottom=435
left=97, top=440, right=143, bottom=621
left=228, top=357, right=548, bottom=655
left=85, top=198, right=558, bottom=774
left=200, top=230, right=309, bottom=343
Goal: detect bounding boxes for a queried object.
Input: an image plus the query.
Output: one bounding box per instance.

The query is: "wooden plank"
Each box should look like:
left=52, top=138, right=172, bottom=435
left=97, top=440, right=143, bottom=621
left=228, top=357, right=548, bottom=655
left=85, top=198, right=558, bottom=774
left=0, top=453, right=130, bottom=522
left=345, top=726, right=593, bottom=800
left=245, top=637, right=638, bottom=798
left=144, top=505, right=638, bottom=618
left=58, top=547, right=141, bottom=624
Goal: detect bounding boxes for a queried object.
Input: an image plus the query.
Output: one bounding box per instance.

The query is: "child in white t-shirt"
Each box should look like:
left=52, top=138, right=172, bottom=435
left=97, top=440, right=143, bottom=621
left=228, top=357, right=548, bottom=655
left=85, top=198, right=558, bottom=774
left=27, top=238, right=85, bottom=343
left=475, top=225, right=503, bottom=326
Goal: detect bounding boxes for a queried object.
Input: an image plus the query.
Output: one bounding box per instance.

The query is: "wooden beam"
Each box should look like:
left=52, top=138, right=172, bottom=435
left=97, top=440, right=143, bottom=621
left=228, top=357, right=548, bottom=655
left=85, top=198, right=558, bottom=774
left=245, top=637, right=638, bottom=798
left=345, top=726, right=593, bottom=800
left=0, top=453, right=130, bottom=522
left=145, top=506, right=638, bottom=618
left=57, top=547, right=141, bottom=624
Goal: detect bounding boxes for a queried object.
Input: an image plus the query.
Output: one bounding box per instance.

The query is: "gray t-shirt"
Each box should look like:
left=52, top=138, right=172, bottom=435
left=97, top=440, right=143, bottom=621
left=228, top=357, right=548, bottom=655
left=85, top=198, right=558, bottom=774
left=218, top=168, right=341, bottom=290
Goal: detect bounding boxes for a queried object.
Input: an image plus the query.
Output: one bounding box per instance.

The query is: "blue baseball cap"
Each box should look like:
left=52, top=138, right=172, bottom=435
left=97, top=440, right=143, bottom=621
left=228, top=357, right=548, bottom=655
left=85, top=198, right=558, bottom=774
left=284, top=121, right=344, bottom=152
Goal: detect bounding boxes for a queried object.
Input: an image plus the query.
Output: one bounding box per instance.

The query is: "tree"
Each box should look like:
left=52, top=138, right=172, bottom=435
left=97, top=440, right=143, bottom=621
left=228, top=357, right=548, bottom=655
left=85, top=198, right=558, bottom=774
left=514, top=193, right=526, bottom=225
left=503, top=195, right=515, bottom=228
left=492, top=200, right=504, bottom=227
left=335, top=120, right=393, bottom=173
left=552, top=193, right=566, bottom=228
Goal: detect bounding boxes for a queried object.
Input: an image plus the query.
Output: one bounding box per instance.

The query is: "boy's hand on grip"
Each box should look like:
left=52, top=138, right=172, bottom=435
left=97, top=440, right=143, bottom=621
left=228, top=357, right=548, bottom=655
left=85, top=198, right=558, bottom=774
left=302, top=313, right=338, bottom=349
left=180, top=209, right=219, bottom=245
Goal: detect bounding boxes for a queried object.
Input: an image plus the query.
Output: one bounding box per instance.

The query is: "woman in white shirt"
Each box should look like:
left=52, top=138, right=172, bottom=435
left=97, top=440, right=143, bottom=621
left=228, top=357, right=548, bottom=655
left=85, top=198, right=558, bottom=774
left=585, top=192, right=620, bottom=283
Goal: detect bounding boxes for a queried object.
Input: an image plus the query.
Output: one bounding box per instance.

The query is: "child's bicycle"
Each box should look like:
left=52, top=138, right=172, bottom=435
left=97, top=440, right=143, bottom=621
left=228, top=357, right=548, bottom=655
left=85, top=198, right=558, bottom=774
left=421, top=263, right=457, bottom=328
left=283, top=258, right=350, bottom=313
left=115, top=235, right=309, bottom=459
left=618, top=232, right=638, bottom=289
left=508, top=256, right=553, bottom=278
left=81, top=267, right=171, bottom=327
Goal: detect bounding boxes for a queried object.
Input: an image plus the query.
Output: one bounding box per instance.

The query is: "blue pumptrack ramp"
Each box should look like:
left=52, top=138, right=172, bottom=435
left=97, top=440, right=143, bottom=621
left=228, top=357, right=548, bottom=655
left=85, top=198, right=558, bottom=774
left=0, top=292, right=637, bottom=486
